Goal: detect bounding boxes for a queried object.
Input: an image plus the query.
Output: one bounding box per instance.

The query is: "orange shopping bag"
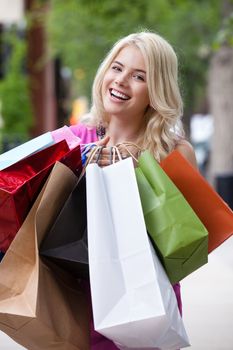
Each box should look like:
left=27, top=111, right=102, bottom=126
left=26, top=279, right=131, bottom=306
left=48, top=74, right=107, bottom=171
left=161, top=150, right=233, bottom=253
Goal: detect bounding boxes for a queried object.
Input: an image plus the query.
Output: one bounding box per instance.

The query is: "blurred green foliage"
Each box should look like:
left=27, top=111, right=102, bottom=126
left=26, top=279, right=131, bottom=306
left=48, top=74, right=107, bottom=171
left=213, top=11, right=233, bottom=48
left=46, top=0, right=223, bottom=119
left=0, top=27, right=33, bottom=138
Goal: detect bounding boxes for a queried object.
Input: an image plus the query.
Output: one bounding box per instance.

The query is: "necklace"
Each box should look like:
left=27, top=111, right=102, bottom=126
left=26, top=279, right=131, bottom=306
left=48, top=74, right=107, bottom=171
left=96, top=123, right=106, bottom=140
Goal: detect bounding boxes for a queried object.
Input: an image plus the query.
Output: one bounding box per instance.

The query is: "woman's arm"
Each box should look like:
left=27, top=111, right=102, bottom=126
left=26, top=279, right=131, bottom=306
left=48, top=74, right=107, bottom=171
left=175, top=140, right=198, bottom=169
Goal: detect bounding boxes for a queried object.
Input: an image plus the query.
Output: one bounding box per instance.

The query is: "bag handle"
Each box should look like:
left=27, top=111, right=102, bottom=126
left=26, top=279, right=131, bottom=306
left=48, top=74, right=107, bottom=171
left=115, top=142, right=143, bottom=163
left=80, top=142, right=143, bottom=174
left=116, top=141, right=142, bottom=151
left=111, top=146, right=122, bottom=163
left=79, top=145, right=103, bottom=178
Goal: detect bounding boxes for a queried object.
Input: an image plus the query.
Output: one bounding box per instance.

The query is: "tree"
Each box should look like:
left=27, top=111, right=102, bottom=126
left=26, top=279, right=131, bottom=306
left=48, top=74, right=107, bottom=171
left=208, top=2, right=233, bottom=208
left=46, top=0, right=221, bottom=132
left=0, top=27, right=33, bottom=139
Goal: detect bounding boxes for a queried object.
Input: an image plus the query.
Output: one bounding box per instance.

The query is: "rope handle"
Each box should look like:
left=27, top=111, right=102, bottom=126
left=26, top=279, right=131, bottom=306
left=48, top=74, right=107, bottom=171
left=115, top=141, right=142, bottom=151
left=80, top=142, right=143, bottom=178
left=115, top=142, right=143, bottom=163
left=79, top=145, right=103, bottom=178
left=111, top=146, right=122, bottom=163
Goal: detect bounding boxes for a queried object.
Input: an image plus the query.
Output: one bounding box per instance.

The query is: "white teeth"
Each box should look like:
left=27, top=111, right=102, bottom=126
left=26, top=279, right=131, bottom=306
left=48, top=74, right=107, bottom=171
left=111, top=89, right=130, bottom=100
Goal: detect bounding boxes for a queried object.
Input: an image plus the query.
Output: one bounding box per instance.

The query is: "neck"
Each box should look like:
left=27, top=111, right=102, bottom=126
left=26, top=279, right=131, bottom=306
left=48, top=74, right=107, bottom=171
left=106, top=117, right=144, bottom=146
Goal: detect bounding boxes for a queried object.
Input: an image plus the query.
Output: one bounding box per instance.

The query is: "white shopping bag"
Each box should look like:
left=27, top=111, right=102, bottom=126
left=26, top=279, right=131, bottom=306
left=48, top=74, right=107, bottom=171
left=86, top=158, right=190, bottom=350
left=0, top=132, right=54, bottom=170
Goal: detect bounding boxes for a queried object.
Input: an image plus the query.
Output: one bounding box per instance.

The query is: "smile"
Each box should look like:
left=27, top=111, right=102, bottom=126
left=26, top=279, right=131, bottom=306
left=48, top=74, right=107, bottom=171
left=110, top=88, right=130, bottom=100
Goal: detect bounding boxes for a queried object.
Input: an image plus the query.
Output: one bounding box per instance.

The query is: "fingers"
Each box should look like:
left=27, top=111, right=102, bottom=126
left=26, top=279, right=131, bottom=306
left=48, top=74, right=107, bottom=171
left=92, top=147, right=114, bottom=167
left=84, top=142, right=139, bottom=168
left=96, top=158, right=112, bottom=167
left=88, top=146, right=119, bottom=167
left=96, top=135, right=110, bottom=147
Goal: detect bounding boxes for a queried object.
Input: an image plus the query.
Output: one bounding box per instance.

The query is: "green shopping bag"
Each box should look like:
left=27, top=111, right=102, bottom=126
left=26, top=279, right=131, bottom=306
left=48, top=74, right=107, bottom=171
left=135, top=150, right=208, bottom=284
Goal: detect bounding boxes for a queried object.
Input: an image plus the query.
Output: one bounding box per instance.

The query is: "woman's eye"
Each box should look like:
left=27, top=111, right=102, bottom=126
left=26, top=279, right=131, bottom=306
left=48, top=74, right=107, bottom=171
left=133, top=74, right=145, bottom=81
left=111, top=65, right=121, bottom=72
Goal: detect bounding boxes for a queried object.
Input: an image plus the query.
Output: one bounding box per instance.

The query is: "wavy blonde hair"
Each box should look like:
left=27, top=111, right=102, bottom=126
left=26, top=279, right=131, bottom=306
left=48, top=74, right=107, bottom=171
left=84, top=31, right=184, bottom=160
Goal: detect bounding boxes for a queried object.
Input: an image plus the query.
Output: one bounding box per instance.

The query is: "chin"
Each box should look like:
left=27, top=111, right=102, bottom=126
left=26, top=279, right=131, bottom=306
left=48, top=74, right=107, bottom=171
left=103, top=103, right=121, bottom=115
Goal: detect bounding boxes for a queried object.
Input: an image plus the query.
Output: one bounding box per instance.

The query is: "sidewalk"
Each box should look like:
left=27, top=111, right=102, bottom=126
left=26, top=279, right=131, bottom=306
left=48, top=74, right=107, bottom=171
left=1, top=237, right=233, bottom=349
left=181, top=235, right=233, bottom=349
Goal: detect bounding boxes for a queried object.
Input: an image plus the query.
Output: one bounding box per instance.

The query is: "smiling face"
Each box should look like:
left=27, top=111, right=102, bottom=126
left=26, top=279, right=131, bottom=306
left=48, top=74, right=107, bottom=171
left=101, top=45, right=150, bottom=123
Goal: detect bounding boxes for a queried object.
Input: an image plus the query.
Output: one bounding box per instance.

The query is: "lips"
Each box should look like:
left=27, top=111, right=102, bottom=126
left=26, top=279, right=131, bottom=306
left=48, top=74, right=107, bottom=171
left=109, top=88, right=130, bottom=100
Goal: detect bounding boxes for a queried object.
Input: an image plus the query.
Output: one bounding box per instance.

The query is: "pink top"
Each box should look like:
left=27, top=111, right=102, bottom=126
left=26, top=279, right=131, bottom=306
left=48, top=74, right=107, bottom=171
left=70, top=123, right=98, bottom=144
left=70, top=123, right=182, bottom=349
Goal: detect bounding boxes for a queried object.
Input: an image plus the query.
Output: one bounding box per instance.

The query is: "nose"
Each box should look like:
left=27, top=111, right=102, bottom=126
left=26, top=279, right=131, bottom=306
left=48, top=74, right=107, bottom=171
left=114, top=72, right=128, bottom=86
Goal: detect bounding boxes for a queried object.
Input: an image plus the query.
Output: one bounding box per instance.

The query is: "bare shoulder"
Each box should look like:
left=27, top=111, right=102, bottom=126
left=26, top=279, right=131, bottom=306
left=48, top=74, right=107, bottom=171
left=175, top=139, right=198, bottom=168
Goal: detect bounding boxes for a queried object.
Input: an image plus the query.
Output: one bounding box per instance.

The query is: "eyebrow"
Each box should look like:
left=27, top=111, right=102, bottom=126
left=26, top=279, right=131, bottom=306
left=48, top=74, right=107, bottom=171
left=113, top=60, right=146, bottom=74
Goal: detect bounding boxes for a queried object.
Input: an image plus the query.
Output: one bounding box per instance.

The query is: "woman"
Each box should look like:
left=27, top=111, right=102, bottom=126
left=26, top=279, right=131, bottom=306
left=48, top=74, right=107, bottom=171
left=70, top=30, right=197, bottom=349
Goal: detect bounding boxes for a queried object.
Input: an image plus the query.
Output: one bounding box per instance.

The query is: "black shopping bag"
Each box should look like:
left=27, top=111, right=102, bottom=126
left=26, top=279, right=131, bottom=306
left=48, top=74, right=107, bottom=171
left=40, top=175, right=88, bottom=279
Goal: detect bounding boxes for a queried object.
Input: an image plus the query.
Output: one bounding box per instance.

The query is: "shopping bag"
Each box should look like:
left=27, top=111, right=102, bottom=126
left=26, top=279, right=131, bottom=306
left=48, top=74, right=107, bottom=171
left=51, top=125, right=81, bottom=150
left=161, top=150, right=233, bottom=253
left=86, top=158, right=189, bottom=350
left=40, top=174, right=88, bottom=280
left=0, top=251, right=4, bottom=262
left=0, top=162, right=90, bottom=350
left=135, top=151, right=208, bottom=284
left=0, top=131, right=54, bottom=170
left=0, top=140, right=82, bottom=252
left=39, top=146, right=104, bottom=279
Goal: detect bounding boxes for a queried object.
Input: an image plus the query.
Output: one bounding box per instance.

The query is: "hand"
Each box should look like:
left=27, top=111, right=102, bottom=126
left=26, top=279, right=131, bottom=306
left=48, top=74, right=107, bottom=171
left=85, top=136, right=112, bottom=167
left=96, top=135, right=110, bottom=147
left=86, top=138, right=140, bottom=168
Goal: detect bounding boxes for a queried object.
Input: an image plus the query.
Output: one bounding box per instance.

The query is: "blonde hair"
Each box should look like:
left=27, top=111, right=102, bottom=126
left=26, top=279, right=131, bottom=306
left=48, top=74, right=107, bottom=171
left=85, top=31, right=184, bottom=160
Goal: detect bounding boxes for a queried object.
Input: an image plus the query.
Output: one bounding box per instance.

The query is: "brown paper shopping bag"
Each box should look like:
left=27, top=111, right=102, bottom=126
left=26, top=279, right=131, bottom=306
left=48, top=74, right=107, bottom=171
left=0, top=162, right=90, bottom=350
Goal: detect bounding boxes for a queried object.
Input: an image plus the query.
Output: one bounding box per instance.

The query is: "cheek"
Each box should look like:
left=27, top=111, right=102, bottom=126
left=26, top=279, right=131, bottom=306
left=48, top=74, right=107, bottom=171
left=143, top=87, right=150, bottom=104
left=102, top=71, right=112, bottom=87
left=101, top=77, right=109, bottom=97
left=136, top=88, right=149, bottom=106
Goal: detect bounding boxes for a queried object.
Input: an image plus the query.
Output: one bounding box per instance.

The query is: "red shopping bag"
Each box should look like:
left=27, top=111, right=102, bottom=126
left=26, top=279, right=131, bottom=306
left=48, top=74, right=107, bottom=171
left=161, top=150, right=233, bottom=253
left=0, top=140, right=82, bottom=252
